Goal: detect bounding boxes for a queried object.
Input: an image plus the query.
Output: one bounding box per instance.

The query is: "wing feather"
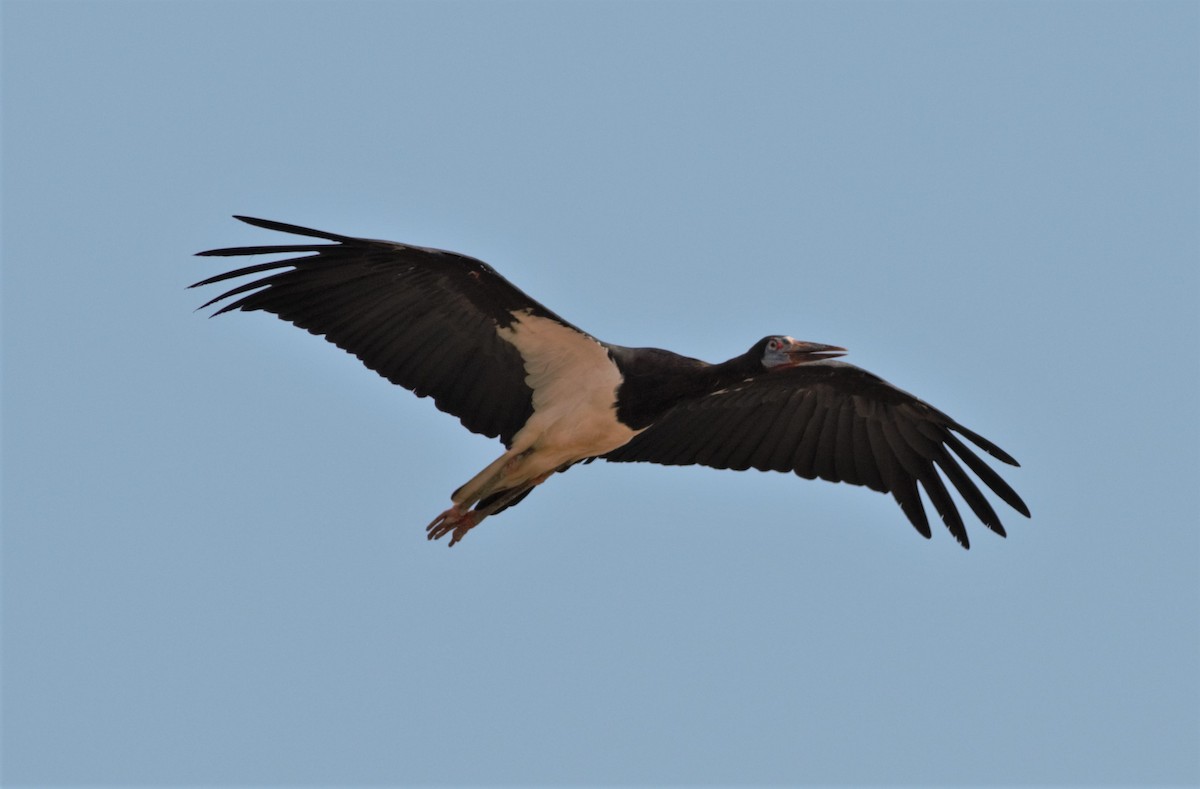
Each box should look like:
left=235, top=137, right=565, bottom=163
left=604, top=361, right=1027, bottom=547
left=765, top=393, right=818, bottom=473
left=194, top=216, right=580, bottom=445
left=866, top=419, right=932, bottom=539
left=694, top=393, right=759, bottom=468
left=724, top=396, right=785, bottom=471
left=812, top=399, right=843, bottom=483
left=790, top=404, right=826, bottom=480
left=943, top=433, right=1030, bottom=517
left=837, top=402, right=860, bottom=482
left=850, top=408, right=885, bottom=492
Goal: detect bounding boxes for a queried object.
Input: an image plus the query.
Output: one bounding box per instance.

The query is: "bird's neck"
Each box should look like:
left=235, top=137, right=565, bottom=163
left=610, top=347, right=760, bottom=430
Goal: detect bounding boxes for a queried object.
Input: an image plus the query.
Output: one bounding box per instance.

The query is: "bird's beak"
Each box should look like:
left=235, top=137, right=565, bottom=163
left=785, top=340, right=847, bottom=364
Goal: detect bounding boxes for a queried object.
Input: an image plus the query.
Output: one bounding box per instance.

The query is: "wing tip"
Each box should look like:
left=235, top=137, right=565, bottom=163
left=230, top=214, right=352, bottom=242
left=953, top=422, right=1021, bottom=467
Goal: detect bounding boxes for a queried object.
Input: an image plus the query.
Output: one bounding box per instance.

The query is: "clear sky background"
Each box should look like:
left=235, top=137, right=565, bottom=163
left=3, top=1, right=1197, bottom=786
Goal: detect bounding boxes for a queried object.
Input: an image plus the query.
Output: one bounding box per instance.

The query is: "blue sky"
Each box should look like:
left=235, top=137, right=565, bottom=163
left=3, top=1, right=1197, bottom=785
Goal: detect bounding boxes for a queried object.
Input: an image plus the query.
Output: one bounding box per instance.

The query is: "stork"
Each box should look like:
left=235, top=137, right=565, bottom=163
left=194, top=216, right=1029, bottom=548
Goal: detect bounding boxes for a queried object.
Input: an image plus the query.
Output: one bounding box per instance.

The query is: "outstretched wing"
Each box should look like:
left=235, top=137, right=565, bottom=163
left=193, top=216, right=581, bottom=446
left=602, top=361, right=1029, bottom=548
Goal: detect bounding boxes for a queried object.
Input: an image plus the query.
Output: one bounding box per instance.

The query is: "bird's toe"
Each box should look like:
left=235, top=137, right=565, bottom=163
left=426, top=505, right=477, bottom=546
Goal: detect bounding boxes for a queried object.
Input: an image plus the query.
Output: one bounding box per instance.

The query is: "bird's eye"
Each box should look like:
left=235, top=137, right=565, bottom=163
left=768, top=339, right=779, bottom=351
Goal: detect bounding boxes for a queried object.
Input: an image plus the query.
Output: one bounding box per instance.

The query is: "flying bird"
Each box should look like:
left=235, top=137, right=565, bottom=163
left=194, top=216, right=1029, bottom=548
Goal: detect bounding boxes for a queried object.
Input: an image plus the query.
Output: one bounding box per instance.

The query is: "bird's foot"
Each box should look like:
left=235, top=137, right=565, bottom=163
left=426, top=505, right=478, bottom=547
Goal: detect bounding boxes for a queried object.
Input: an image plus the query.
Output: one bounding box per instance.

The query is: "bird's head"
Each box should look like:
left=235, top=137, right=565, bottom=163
left=757, top=335, right=846, bottom=370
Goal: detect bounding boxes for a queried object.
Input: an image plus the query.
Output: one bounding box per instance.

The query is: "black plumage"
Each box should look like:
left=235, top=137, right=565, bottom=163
left=194, top=216, right=1029, bottom=548
left=602, top=361, right=1027, bottom=547
left=195, top=216, right=569, bottom=447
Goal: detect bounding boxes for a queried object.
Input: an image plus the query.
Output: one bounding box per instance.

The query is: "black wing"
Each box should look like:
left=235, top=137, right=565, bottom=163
left=193, top=216, right=579, bottom=446
left=603, top=361, right=1029, bottom=548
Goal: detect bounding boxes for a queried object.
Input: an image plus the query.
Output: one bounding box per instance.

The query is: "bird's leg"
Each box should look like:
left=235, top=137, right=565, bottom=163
left=426, top=450, right=536, bottom=546
left=470, top=472, right=551, bottom=518
left=425, top=468, right=556, bottom=548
